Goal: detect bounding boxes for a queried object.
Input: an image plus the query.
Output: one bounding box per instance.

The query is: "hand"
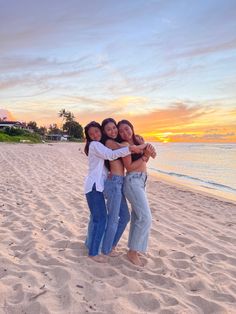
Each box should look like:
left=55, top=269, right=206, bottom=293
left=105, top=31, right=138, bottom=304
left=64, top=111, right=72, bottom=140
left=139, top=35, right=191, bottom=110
left=130, top=143, right=147, bottom=154
left=144, top=144, right=157, bottom=159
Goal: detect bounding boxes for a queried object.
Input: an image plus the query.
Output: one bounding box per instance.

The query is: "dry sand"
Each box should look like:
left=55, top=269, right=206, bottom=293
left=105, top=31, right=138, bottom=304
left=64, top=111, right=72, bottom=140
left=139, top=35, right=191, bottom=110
left=0, top=142, right=235, bottom=314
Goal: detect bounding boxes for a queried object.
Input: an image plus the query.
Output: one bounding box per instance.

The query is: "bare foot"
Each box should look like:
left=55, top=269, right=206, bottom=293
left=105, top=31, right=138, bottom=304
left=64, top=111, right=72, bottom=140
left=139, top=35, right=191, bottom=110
left=127, top=250, right=144, bottom=266
left=89, top=255, right=107, bottom=263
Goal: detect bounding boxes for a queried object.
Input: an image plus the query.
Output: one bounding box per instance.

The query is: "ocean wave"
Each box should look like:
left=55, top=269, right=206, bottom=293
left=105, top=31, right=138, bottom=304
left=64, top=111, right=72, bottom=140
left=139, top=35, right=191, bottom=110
left=149, top=167, right=236, bottom=193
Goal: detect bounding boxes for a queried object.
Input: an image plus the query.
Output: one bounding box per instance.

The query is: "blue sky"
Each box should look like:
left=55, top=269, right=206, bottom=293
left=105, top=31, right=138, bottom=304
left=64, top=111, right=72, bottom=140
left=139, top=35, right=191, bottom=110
left=0, top=0, right=236, bottom=141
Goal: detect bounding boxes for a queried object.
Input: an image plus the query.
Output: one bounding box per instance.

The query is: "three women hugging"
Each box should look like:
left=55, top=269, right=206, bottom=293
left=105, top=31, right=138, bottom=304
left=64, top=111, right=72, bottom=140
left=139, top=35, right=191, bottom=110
left=84, top=118, right=156, bottom=266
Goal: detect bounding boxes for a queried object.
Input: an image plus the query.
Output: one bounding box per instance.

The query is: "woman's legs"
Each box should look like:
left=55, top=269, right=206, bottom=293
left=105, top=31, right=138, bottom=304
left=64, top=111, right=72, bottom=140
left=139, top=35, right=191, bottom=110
left=102, top=176, right=130, bottom=255
left=112, top=194, right=130, bottom=248
left=86, top=185, right=107, bottom=260
left=124, top=172, right=152, bottom=266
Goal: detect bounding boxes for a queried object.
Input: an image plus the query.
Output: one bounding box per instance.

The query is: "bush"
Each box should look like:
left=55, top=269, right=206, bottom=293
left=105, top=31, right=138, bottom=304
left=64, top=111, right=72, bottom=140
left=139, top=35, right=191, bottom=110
left=0, top=130, right=42, bottom=143
left=5, top=127, right=26, bottom=136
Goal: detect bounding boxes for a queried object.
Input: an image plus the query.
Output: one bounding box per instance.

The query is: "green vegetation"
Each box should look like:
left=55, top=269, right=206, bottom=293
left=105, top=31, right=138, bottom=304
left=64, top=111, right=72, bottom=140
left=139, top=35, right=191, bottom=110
left=59, top=109, right=84, bottom=139
left=0, top=130, right=41, bottom=143
left=0, top=109, right=84, bottom=143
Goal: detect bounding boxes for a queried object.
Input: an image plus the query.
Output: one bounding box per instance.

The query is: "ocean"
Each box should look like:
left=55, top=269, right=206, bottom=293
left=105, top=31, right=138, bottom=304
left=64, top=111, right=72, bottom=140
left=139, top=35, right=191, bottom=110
left=147, top=143, right=236, bottom=202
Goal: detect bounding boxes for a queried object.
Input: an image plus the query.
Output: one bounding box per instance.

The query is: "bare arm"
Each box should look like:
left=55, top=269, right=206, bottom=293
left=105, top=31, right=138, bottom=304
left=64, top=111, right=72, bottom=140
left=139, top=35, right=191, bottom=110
left=105, top=139, right=147, bottom=154
left=118, top=141, right=146, bottom=172
left=105, top=139, right=148, bottom=171
left=105, top=139, right=127, bottom=149
left=135, top=136, right=156, bottom=159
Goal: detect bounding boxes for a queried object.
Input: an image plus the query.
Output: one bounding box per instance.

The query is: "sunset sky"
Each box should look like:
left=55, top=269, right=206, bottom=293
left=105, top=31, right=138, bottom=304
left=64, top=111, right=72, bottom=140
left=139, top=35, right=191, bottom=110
left=0, top=0, right=236, bottom=142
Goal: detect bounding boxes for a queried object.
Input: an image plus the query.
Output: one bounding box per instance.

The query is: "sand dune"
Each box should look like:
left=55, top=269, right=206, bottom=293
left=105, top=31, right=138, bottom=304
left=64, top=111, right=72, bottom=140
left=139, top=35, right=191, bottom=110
left=0, top=143, right=235, bottom=314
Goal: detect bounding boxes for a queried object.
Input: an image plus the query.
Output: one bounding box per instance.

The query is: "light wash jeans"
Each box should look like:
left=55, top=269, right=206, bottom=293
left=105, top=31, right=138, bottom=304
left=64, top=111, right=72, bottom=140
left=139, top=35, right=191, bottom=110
left=85, top=184, right=107, bottom=256
left=102, top=175, right=130, bottom=255
left=123, top=172, right=152, bottom=252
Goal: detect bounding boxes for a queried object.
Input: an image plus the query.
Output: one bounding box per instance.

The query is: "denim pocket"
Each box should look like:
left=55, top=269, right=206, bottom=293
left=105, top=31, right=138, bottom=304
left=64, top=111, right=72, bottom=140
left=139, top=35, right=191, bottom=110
left=128, top=174, right=147, bottom=189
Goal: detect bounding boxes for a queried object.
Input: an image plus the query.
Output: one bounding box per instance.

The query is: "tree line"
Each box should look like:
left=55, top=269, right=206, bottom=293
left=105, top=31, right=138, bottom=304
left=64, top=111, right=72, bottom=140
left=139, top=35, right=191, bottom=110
left=1, top=109, right=84, bottom=140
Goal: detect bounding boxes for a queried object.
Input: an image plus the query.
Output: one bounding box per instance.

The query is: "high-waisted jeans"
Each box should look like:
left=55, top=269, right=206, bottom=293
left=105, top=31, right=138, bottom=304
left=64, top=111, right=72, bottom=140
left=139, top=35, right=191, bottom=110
left=85, top=184, right=107, bottom=256
left=123, top=172, right=152, bottom=252
left=102, top=174, right=130, bottom=255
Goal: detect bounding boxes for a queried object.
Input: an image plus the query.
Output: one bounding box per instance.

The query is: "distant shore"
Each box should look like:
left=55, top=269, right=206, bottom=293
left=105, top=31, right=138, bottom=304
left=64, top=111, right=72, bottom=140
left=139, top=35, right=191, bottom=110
left=0, top=142, right=235, bottom=313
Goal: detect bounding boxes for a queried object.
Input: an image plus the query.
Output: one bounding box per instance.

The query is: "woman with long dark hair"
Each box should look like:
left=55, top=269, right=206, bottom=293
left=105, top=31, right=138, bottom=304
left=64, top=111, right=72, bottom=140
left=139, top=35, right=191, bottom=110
left=84, top=121, right=146, bottom=263
left=117, top=119, right=155, bottom=266
left=100, top=118, right=147, bottom=256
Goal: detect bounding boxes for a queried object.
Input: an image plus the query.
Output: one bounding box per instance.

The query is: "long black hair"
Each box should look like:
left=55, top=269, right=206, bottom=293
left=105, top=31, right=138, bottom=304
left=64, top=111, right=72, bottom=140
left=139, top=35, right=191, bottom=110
left=117, top=119, right=139, bottom=145
left=101, top=118, right=118, bottom=171
left=101, top=117, right=119, bottom=143
left=84, top=121, right=102, bottom=156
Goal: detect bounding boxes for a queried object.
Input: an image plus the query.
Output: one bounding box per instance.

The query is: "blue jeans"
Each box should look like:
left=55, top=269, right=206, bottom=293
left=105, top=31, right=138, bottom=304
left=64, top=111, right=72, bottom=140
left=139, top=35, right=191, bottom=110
left=102, top=175, right=130, bottom=255
left=85, top=214, right=93, bottom=250
left=123, top=172, right=152, bottom=252
left=85, top=184, right=107, bottom=256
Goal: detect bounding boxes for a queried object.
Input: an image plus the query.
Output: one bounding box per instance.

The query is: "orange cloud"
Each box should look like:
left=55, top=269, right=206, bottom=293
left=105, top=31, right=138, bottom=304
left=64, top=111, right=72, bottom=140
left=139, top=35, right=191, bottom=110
left=5, top=100, right=236, bottom=143
left=0, top=109, right=16, bottom=120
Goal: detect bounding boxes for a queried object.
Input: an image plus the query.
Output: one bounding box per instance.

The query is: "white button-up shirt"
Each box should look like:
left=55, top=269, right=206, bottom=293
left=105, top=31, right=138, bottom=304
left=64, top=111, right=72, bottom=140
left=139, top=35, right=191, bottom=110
left=84, top=141, right=130, bottom=194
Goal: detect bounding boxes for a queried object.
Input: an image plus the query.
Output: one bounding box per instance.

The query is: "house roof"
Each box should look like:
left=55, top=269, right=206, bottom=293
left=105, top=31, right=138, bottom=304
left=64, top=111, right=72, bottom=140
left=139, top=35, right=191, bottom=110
left=0, top=121, right=22, bottom=125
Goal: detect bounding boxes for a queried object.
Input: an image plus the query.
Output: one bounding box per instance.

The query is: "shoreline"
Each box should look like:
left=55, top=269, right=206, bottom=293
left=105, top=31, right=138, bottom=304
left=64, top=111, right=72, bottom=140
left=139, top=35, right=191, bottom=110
left=149, top=170, right=236, bottom=205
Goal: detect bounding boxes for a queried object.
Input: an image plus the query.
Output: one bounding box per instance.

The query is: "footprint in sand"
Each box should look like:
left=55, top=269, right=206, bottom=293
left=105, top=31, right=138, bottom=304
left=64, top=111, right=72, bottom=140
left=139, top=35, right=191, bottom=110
left=85, top=265, right=119, bottom=279
left=146, top=256, right=165, bottom=271
left=139, top=273, right=177, bottom=289
left=217, top=235, right=236, bottom=245
left=168, top=251, right=191, bottom=260
left=212, top=290, right=236, bottom=303
left=188, top=295, right=227, bottom=314
left=53, top=239, right=70, bottom=249
left=169, top=259, right=191, bottom=270
left=108, top=275, right=144, bottom=292
left=129, top=292, right=160, bottom=312
left=160, top=293, right=179, bottom=306
left=188, top=245, right=209, bottom=255
left=48, top=267, right=71, bottom=287
left=171, top=269, right=195, bottom=280
left=25, top=301, right=49, bottom=314
left=183, top=277, right=208, bottom=292
left=205, top=252, right=228, bottom=262
left=175, top=236, right=193, bottom=245
left=7, top=283, right=24, bottom=304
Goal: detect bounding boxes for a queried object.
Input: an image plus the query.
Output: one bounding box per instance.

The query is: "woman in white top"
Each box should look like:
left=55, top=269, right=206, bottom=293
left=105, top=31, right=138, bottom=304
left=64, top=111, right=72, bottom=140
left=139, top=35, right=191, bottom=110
left=84, top=121, right=146, bottom=263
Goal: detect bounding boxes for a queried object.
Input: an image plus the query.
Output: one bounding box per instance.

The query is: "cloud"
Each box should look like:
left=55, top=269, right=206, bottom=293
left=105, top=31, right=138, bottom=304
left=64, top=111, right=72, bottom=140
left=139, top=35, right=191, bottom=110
left=0, top=0, right=168, bottom=55
left=0, top=109, right=16, bottom=120
left=168, top=132, right=236, bottom=143
left=0, top=55, right=91, bottom=72
left=0, top=57, right=103, bottom=96
left=125, top=102, right=208, bottom=132
left=175, top=38, right=236, bottom=59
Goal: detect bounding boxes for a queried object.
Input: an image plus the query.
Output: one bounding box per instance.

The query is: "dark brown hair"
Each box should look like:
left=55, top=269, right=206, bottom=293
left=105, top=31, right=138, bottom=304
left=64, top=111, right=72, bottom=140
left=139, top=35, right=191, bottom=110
left=117, top=119, right=139, bottom=145
left=84, top=121, right=102, bottom=156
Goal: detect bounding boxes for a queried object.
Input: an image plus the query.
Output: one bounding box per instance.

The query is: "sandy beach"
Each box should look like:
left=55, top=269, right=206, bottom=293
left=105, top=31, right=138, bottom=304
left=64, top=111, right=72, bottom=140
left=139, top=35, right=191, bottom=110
left=0, top=142, right=235, bottom=314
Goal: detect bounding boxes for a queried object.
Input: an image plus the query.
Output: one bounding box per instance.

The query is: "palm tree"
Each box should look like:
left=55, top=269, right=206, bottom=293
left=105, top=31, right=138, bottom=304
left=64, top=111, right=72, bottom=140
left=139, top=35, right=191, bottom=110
left=59, top=108, right=75, bottom=128
left=58, top=109, right=67, bottom=128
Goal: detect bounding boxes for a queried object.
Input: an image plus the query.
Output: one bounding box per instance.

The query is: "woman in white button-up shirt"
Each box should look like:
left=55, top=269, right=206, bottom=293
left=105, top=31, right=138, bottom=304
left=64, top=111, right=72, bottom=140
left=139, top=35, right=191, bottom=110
left=84, top=121, right=146, bottom=263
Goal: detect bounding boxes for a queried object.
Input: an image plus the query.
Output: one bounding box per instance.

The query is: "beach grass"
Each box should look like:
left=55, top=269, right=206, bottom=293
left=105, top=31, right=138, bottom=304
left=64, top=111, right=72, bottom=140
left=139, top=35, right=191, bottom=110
left=0, top=131, right=42, bottom=143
